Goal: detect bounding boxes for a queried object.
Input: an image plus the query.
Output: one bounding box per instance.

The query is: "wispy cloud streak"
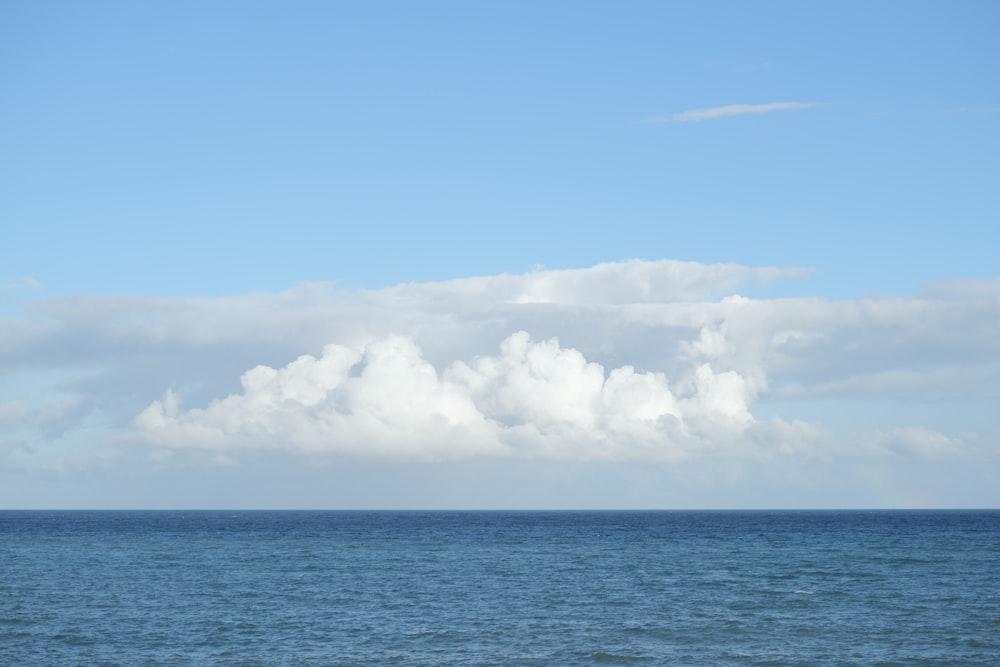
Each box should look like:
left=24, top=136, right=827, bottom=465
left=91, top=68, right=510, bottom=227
left=646, top=102, right=817, bottom=123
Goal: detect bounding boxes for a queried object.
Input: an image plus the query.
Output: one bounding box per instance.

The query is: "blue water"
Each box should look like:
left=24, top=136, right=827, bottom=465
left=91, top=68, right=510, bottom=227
left=1, top=510, right=997, bottom=665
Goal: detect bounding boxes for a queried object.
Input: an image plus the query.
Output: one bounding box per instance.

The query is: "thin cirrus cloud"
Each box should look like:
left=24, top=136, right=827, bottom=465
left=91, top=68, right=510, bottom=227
left=646, top=102, right=818, bottom=123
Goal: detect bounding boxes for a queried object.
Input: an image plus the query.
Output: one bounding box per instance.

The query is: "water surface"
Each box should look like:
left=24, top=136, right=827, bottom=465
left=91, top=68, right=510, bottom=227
left=2, top=510, right=997, bottom=665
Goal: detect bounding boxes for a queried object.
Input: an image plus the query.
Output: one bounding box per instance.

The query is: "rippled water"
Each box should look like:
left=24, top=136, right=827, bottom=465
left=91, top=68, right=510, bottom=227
left=1, top=510, right=997, bottom=665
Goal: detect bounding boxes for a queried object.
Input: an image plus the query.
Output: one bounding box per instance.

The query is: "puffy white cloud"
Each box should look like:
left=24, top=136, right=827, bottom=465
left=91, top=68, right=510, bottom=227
left=135, top=331, right=769, bottom=462
left=1, top=259, right=995, bottom=473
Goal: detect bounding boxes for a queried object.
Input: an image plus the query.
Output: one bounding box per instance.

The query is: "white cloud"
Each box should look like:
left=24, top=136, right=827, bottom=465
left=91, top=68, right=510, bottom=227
left=1, top=259, right=995, bottom=477
left=646, top=102, right=818, bottom=123
left=3, top=276, right=43, bottom=291
left=0, top=395, right=90, bottom=437
left=372, top=259, right=810, bottom=306
left=860, top=427, right=972, bottom=460
left=0, top=399, right=31, bottom=423
left=134, top=331, right=765, bottom=463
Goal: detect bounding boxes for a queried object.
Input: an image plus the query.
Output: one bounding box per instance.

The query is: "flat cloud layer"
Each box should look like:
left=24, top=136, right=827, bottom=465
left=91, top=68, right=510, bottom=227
left=2, top=260, right=998, bottom=475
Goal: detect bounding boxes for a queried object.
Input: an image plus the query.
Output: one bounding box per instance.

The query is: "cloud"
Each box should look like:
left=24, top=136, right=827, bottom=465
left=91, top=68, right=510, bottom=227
left=3, top=276, right=43, bottom=291
left=860, top=427, right=972, bottom=460
left=645, top=102, right=818, bottom=123
left=0, top=395, right=90, bottom=438
left=1, top=259, right=995, bottom=473
left=133, top=331, right=760, bottom=463
left=372, top=259, right=810, bottom=305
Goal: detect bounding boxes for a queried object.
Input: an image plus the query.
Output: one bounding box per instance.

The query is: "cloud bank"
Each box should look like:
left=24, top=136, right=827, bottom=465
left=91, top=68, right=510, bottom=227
left=2, top=260, right=997, bottom=475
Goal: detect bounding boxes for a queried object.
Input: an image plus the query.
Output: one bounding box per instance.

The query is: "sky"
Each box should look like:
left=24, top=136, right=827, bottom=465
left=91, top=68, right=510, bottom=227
left=1, top=0, right=998, bottom=509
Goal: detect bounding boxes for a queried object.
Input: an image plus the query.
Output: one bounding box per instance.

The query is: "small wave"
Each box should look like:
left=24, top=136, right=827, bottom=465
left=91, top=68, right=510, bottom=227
left=591, top=650, right=651, bottom=663
left=794, top=589, right=814, bottom=595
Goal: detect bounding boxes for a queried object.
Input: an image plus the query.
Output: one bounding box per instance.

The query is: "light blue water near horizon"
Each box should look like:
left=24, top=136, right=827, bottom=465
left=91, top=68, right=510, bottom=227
left=1, top=510, right=998, bottom=666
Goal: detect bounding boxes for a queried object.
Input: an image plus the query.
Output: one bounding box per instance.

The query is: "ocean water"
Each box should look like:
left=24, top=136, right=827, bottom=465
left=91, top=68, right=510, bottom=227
left=1, top=510, right=997, bottom=666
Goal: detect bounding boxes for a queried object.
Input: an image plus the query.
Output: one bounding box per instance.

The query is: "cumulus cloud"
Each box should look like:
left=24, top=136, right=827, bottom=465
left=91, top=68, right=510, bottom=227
left=134, top=331, right=765, bottom=463
left=1, top=259, right=995, bottom=472
left=645, top=102, right=818, bottom=123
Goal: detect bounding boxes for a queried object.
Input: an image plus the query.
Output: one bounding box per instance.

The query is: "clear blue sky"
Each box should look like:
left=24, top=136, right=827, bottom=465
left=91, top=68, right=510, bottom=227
left=4, top=0, right=997, bottom=297
left=1, top=1, right=997, bottom=508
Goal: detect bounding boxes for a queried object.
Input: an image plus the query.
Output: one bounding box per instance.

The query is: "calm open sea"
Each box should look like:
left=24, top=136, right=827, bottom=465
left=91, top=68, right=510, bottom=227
left=1, top=510, right=997, bottom=665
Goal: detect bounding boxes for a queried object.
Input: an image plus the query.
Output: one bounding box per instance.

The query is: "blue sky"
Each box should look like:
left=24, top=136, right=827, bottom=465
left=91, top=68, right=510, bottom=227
left=1, top=1, right=998, bottom=508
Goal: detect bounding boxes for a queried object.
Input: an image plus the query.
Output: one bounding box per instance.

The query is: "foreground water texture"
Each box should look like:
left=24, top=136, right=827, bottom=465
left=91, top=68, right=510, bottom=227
left=2, top=510, right=997, bottom=665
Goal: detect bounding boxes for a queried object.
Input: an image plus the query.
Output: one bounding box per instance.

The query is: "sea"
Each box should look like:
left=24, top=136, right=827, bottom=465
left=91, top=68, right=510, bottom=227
left=1, top=510, right=997, bottom=666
